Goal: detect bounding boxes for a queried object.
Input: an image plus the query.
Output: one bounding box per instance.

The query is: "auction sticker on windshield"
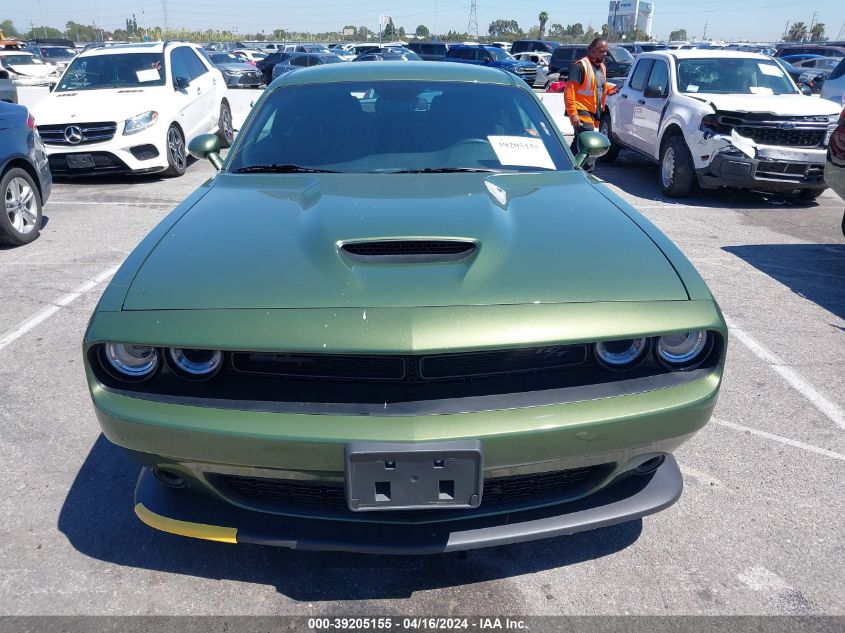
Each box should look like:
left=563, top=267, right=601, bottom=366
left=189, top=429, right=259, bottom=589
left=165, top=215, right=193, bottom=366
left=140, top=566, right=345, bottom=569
left=487, top=136, right=555, bottom=170
left=136, top=69, right=160, bottom=82
left=758, top=63, right=782, bottom=77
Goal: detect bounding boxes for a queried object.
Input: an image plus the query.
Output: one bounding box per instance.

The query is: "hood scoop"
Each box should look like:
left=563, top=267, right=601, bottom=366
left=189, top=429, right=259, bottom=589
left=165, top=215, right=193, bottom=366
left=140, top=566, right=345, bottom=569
left=340, top=239, right=477, bottom=264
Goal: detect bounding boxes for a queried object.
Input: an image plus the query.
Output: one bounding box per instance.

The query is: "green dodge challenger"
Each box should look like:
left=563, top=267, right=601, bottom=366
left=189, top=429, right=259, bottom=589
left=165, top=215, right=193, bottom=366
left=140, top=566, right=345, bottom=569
left=83, top=62, right=727, bottom=553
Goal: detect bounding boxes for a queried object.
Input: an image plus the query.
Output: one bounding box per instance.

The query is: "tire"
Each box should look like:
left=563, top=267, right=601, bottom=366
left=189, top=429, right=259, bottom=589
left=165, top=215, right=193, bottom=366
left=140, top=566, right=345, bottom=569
left=163, top=124, right=187, bottom=178
left=0, top=168, right=42, bottom=246
left=797, top=188, right=824, bottom=201
left=660, top=135, right=695, bottom=198
left=598, top=116, right=620, bottom=163
left=217, top=100, right=234, bottom=148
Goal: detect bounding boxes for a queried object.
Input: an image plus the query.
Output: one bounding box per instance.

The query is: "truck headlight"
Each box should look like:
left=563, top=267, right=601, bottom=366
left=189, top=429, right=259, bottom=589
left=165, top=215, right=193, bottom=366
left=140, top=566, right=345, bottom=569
left=123, top=111, right=159, bottom=135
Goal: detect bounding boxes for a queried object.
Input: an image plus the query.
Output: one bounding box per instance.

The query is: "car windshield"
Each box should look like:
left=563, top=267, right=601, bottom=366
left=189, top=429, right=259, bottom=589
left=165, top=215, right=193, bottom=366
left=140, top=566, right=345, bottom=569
left=1, top=54, right=40, bottom=65
left=610, top=46, right=635, bottom=62
left=487, top=47, right=514, bottom=61
left=228, top=81, right=571, bottom=173
left=211, top=53, right=241, bottom=64
left=41, top=47, right=76, bottom=58
left=676, top=58, right=796, bottom=95
left=57, top=53, right=167, bottom=91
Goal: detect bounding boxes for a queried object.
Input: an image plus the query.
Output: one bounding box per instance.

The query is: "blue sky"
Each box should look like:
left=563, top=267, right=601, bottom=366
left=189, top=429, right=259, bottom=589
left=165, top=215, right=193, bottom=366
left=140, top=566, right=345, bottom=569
left=4, top=0, right=844, bottom=42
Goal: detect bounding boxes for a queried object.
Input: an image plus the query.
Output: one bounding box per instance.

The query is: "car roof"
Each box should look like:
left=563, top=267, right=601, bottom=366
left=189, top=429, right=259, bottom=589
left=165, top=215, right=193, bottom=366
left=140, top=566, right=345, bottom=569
left=269, top=60, right=517, bottom=88
left=0, top=50, right=34, bottom=56
left=644, top=49, right=772, bottom=61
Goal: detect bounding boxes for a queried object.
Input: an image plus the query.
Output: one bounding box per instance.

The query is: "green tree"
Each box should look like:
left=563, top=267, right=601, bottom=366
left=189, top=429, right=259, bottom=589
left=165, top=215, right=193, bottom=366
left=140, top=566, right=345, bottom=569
left=383, top=17, right=396, bottom=39
left=25, top=25, right=63, bottom=39
left=601, top=24, right=611, bottom=39
left=538, top=11, right=549, bottom=39
left=810, top=22, right=825, bottom=42
left=787, top=22, right=807, bottom=42
left=398, top=26, right=406, bottom=38
left=583, top=26, right=598, bottom=44
left=1, top=19, right=20, bottom=37
left=415, top=24, right=429, bottom=37
left=548, top=23, right=565, bottom=40
left=487, top=19, right=522, bottom=39
left=625, top=27, right=651, bottom=42
left=668, top=28, right=688, bottom=41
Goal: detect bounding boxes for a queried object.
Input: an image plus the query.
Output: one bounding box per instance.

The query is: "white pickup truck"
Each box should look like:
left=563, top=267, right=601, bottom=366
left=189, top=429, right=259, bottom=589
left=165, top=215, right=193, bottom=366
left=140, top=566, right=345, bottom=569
left=602, top=50, right=841, bottom=198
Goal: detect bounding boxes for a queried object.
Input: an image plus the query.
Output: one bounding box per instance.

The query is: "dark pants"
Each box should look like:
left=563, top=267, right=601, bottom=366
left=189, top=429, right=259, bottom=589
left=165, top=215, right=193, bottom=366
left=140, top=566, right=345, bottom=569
left=570, top=120, right=597, bottom=173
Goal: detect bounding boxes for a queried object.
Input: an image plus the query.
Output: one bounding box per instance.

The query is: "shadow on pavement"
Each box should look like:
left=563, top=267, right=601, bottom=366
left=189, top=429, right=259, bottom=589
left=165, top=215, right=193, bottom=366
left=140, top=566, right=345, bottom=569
left=59, top=435, right=643, bottom=601
left=594, top=153, right=820, bottom=210
left=723, top=243, right=845, bottom=320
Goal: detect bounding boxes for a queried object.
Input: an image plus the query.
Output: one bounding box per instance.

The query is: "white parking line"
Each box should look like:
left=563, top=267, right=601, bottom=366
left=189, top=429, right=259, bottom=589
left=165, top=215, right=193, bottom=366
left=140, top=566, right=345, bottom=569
left=715, top=418, right=845, bottom=463
left=725, top=317, right=845, bottom=432
left=0, top=264, right=120, bottom=353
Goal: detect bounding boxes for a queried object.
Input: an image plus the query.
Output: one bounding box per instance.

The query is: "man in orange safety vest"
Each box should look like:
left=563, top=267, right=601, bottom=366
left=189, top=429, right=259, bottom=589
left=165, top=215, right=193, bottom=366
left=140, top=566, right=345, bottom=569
left=564, top=37, right=618, bottom=171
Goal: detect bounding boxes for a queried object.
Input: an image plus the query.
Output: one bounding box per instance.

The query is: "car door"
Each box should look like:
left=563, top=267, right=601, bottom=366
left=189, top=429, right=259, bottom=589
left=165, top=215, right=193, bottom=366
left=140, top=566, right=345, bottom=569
left=169, top=47, right=208, bottom=141
left=614, top=57, right=653, bottom=147
left=182, top=47, right=218, bottom=135
left=631, top=59, right=670, bottom=155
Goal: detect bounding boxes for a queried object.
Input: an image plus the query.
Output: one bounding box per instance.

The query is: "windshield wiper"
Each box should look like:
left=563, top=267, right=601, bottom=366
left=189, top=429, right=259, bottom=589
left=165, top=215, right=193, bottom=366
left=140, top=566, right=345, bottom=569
left=386, top=167, right=498, bottom=174
left=232, top=164, right=340, bottom=173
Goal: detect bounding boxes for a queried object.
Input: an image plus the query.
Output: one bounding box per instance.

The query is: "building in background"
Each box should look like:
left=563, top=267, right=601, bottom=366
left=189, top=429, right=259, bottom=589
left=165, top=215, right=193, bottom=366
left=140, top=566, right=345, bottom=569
left=608, top=1, right=655, bottom=38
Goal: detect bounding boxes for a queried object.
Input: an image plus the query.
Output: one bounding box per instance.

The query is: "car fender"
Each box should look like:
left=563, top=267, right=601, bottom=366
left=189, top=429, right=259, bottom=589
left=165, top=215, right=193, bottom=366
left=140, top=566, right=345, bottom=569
left=657, top=96, right=716, bottom=167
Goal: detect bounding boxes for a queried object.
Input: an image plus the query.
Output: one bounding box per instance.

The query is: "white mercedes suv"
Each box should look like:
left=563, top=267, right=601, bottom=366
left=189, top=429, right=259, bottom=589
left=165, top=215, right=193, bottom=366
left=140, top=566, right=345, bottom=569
left=32, top=42, right=233, bottom=177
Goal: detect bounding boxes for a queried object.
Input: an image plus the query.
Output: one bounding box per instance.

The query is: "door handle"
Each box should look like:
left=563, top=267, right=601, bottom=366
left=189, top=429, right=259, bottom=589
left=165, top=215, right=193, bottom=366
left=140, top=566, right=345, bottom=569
left=637, top=99, right=646, bottom=105
left=197, top=87, right=202, bottom=94
left=621, top=93, right=628, bottom=99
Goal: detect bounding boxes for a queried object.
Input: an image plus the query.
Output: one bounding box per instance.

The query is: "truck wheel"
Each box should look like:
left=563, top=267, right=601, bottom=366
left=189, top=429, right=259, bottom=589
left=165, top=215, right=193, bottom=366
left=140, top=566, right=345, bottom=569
left=598, top=116, right=620, bottom=163
left=163, top=124, right=187, bottom=178
left=660, top=135, right=694, bottom=198
left=217, top=100, right=234, bottom=148
left=0, top=168, right=42, bottom=246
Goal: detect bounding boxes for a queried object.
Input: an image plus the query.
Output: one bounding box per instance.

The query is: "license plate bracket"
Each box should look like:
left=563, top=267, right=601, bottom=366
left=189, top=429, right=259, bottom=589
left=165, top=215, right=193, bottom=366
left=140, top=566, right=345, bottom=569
left=345, top=440, right=483, bottom=512
left=67, top=154, right=95, bottom=169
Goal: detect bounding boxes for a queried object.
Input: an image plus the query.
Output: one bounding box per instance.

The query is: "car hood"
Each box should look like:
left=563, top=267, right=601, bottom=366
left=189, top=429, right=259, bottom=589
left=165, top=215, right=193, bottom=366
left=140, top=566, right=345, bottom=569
left=122, top=171, right=689, bottom=310
left=7, top=63, right=55, bottom=78
left=690, top=92, right=841, bottom=116
left=216, top=62, right=257, bottom=72
left=32, top=87, right=164, bottom=124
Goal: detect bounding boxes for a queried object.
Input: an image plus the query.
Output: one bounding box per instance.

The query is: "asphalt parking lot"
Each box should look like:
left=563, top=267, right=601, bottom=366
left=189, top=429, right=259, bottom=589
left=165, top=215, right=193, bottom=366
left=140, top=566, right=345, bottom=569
left=0, top=98, right=843, bottom=616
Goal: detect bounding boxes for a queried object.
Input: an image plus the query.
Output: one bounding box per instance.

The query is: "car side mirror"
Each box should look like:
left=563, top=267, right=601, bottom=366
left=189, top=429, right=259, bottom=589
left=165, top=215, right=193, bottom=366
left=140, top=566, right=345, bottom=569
left=48, top=81, right=57, bottom=91
left=643, top=85, right=666, bottom=99
left=799, top=83, right=812, bottom=96
left=0, top=70, right=8, bottom=80
left=574, top=131, right=610, bottom=167
left=188, top=133, right=223, bottom=170
left=174, top=76, right=190, bottom=90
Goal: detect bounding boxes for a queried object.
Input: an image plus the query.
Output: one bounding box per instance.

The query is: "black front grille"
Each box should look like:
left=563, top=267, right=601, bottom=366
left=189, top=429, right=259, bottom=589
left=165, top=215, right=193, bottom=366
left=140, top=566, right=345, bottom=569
left=735, top=126, right=825, bottom=148
left=48, top=152, right=130, bottom=174
left=231, top=345, right=587, bottom=382
left=342, top=240, right=476, bottom=260
left=238, top=72, right=261, bottom=85
left=232, top=352, right=406, bottom=380
left=214, top=465, right=607, bottom=516
left=38, top=121, right=117, bottom=146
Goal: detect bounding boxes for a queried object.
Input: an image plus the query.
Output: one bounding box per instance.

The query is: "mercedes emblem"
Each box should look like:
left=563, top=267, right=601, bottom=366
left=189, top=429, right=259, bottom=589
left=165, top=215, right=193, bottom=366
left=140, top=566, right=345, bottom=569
left=64, top=125, right=84, bottom=144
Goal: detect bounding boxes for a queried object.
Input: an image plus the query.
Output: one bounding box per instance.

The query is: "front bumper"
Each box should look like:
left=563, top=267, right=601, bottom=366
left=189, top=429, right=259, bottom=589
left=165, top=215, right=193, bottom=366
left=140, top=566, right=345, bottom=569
left=42, top=121, right=170, bottom=175
left=697, top=147, right=827, bottom=192
left=133, top=454, right=682, bottom=554
left=222, top=72, right=263, bottom=88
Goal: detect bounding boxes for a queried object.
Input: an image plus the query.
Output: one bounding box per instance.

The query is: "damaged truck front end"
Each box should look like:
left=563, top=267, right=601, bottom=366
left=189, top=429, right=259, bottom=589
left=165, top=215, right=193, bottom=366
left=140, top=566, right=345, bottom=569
left=691, top=110, right=836, bottom=195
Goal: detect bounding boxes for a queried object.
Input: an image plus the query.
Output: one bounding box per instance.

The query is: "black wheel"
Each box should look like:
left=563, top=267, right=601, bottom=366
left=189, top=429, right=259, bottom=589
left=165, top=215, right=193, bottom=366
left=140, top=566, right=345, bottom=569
left=598, top=116, right=620, bottom=163
left=841, top=211, right=845, bottom=238
left=0, top=167, right=42, bottom=246
left=798, top=188, right=824, bottom=201
left=217, top=100, right=234, bottom=148
left=660, top=135, right=695, bottom=198
left=163, top=124, right=187, bottom=177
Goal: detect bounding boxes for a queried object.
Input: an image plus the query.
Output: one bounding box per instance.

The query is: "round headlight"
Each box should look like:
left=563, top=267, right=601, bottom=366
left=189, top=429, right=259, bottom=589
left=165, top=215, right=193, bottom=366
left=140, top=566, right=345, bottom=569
left=656, top=331, right=709, bottom=368
left=167, top=348, right=223, bottom=379
left=103, top=343, right=159, bottom=379
left=595, top=337, right=649, bottom=369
